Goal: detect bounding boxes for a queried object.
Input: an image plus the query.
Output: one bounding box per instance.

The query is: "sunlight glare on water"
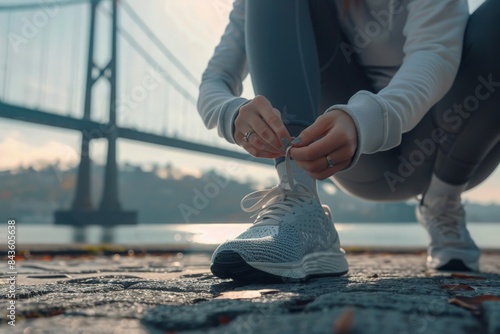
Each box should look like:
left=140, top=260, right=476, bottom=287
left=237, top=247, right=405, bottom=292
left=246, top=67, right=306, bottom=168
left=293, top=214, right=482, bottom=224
left=186, top=224, right=251, bottom=244
left=12, top=223, right=500, bottom=248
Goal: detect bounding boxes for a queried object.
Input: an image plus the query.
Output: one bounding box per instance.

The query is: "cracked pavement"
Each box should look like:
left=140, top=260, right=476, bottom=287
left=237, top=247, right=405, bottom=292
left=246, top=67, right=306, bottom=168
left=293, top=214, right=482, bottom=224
left=1, top=250, right=500, bottom=334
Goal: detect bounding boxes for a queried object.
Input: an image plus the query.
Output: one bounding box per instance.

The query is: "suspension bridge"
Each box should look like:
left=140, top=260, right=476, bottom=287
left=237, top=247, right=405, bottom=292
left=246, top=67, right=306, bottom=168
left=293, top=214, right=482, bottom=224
left=0, top=0, right=270, bottom=229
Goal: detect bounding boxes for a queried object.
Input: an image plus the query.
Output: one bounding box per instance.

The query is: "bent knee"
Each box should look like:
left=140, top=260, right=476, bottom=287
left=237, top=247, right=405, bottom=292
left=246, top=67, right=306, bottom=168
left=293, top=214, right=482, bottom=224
left=332, top=176, right=425, bottom=202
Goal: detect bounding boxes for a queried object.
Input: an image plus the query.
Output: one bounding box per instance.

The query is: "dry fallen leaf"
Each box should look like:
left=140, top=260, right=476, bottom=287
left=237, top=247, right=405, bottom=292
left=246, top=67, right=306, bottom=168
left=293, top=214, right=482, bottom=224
left=439, top=283, right=475, bottom=291
left=451, top=273, right=486, bottom=280
left=333, top=308, right=354, bottom=334
left=448, top=295, right=500, bottom=313
left=217, top=315, right=233, bottom=325
left=215, top=289, right=279, bottom=300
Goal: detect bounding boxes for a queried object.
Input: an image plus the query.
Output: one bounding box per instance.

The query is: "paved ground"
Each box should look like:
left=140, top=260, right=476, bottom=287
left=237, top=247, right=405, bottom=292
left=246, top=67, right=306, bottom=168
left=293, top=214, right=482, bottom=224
left=1, top=249, right=500, bottom=334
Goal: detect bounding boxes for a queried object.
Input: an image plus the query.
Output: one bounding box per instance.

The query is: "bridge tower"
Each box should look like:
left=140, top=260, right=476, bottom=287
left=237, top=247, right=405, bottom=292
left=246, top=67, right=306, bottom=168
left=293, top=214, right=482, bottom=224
left=55, top=0, right=137, bottom=235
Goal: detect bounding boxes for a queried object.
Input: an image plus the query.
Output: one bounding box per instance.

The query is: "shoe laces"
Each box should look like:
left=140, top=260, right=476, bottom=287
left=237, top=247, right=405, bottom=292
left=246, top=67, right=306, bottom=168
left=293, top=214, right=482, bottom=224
left=425, top=195, right=465, bottom=239
left=240, top=146, right=315, bottom=226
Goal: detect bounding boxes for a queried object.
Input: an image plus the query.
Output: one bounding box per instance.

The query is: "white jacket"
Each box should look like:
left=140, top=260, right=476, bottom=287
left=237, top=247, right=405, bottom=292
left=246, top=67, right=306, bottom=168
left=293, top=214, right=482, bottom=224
left=197, top=0, right=469, bottom=167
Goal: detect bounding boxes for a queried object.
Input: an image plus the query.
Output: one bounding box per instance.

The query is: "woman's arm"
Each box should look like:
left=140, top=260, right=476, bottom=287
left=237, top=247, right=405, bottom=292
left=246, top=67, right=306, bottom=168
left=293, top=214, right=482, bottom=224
left=292, top=0, right=470, bottom=176
left=197, top=0, right=249, bottom=144
left=329, top=0, right=470, bottom=167
left=197, top=0, right=291, bottom=157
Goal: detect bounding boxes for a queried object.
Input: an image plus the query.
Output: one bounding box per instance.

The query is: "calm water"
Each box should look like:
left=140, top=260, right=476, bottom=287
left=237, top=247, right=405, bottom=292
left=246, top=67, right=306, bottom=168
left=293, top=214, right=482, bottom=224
left=6, top=223, right=500, bottom=249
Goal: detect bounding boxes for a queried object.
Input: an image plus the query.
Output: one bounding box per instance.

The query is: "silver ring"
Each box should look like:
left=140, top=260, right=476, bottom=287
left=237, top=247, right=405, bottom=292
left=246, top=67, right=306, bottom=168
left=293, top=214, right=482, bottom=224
left=326, top=155, right=334, bottom=168
left=243, top=131, right=254, bottom=143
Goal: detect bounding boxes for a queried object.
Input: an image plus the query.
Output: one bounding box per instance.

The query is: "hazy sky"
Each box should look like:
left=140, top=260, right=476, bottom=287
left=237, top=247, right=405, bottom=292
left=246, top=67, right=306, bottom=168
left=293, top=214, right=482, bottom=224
left=0, top=0, right=498, bottom=204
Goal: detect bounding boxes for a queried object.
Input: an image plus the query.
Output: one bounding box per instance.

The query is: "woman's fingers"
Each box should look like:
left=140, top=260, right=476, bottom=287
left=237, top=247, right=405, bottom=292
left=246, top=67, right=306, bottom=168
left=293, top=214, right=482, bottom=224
left=293, top=144, right=354, bottom=173
left=234, top=95, right=292, bottom=158
left=250, top=97, right=291, bottom=143
left=244, top=113, right=283, bottom=151
left=262, top=107, right=292, bottom=147
left=240, top=97, right=291, bottom=147
left=241, top=142, right=282, bottom=159
left=289, top=110, right=358, bottom=179
left=308, top=159, right=352, bottom=180
left=291, top=110, right=357, bottom=160
left=290, top=114, right=331, bottom=147
left=235, top=130, right=284, bottom=155
left=291, top=135, right=340, bottom=162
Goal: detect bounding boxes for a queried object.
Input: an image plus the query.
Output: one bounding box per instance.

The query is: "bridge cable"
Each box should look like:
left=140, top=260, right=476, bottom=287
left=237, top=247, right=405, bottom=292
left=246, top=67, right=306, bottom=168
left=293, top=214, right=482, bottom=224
left=47, top=16, right=57, bottom=111
left=158, top=85, right=164, bottom=135
left=68, top=5, right=81, bottom=116
left=97, top=2, right=196, bottom=104
left=0, top=0, right=102, bottom=12
left=37, top=25, right=47, bottom=107
left=43, top=21, right=53, bottom=108
left=117, top=26, right=197, bottom=104
left=2, top=13, right=12, bottom=99
left=162, top=85, right=170, bottom=136
left=105, top=4, right=229, bottom=149
left=120, top=0, right=199, bottom=87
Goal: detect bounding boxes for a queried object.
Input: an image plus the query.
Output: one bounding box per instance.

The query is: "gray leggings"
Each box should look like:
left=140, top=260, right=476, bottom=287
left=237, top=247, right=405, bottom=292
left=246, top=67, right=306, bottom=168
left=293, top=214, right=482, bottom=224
left=246, top=0, right=500, bottom=201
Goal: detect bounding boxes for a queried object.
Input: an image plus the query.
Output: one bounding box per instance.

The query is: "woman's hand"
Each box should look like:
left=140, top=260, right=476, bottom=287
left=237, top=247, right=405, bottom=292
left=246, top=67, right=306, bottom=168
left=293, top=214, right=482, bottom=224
left=290, top=109, right=358, bottom=180
left=234, top=95, right=292, bottom=159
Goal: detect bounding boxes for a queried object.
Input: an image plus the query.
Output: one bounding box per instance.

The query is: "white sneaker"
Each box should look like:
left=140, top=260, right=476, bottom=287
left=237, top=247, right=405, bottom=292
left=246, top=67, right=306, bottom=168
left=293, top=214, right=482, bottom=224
left=416, top=195, right=480, bottom=271
left=210, top=148, right=348, bottom=282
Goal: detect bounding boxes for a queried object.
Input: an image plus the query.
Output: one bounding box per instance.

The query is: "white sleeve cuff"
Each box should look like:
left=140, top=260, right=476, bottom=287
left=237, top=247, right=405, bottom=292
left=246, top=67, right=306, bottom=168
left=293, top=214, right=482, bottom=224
left=219, top=97, right=251, bottom=144
left=326, top=91, right=387, bottom=170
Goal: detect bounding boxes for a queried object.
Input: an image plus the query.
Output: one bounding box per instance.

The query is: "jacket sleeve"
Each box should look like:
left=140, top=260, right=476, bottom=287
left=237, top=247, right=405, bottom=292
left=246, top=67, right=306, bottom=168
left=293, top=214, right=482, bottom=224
left=328, top=0, right=469, bottom=169
left=197, top=0, right=250, bottom=144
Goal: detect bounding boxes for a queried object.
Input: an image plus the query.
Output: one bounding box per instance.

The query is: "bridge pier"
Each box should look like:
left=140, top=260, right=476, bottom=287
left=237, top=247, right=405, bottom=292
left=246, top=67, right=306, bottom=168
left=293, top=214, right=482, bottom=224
left=72, top=138, right=93, bottom=211
left=55, top=0, right=137, bottom=232
left=71, top=0, right=98, bottom=212
left=99, top=0, right=121, bottom=212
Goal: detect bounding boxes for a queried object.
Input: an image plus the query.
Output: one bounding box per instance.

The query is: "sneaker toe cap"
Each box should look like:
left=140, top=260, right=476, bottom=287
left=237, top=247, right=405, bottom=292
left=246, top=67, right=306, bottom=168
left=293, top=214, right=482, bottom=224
left=212, top=237, right=302, bottom=264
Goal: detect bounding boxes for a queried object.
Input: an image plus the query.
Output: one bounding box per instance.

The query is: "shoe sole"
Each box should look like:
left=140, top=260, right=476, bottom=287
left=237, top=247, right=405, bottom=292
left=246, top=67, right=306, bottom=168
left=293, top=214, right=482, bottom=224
left=434, top=258, right=478, bottom=272
left=211, top=250, right=348, bottom=283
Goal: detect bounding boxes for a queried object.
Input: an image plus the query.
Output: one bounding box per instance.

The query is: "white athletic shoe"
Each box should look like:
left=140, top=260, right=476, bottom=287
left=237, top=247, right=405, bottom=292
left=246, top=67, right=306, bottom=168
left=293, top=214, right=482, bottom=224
left=416, top=195, right=480, bottom=272
left=210, top=148, right=348, bottom=282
